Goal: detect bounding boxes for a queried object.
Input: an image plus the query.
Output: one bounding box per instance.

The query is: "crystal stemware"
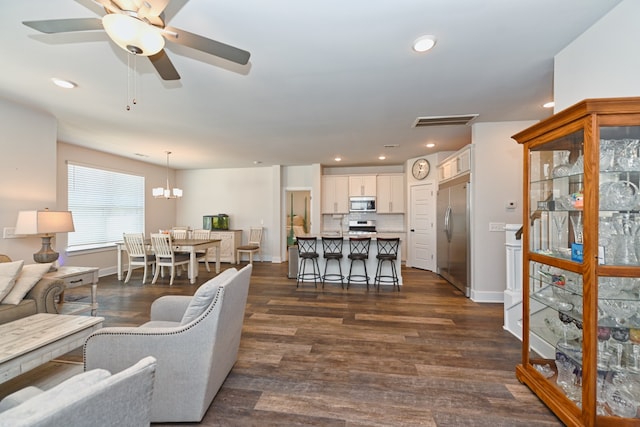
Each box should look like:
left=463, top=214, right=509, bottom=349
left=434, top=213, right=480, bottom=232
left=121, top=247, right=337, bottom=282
left=552, top=212, right=568, bottom=253
left=552, top=151, right=572, bottom=177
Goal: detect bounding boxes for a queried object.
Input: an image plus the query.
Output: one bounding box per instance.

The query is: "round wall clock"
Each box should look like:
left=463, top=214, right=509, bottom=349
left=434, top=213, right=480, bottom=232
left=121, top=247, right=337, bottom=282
left=412, top=158, right=430, bottom=180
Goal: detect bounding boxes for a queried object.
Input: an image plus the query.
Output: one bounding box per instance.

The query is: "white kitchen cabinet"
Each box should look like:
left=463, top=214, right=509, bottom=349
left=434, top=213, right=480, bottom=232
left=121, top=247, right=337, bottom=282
left=438, top=145, right=471, bottom=182
left=207, top=230, right=242, bottom=263
left=322, top=175, right=349, bottom=214
left=348, top=175, right=376, bottom=197
left=376, top=174, right=405, bottom=213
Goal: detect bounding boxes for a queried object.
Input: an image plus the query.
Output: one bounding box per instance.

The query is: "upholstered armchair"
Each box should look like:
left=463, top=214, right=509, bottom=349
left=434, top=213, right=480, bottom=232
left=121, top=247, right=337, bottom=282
left=83, top=265, right=252, bottom=423
left=0, top=356, right=157, bottom=427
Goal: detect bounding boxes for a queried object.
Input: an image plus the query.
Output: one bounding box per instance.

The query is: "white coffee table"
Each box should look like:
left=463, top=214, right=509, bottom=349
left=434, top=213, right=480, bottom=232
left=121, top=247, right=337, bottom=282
left=0, top=313, right=103, bottom=383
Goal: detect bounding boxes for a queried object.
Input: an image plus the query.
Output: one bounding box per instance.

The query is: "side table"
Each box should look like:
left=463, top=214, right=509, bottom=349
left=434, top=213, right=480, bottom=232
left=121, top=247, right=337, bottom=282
left=44, top=266, right=99, bottom=316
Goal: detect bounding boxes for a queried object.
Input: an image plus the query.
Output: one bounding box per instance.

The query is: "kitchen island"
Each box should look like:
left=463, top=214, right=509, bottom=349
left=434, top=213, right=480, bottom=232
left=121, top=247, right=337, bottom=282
left=295, top=234, right=402, bottom=287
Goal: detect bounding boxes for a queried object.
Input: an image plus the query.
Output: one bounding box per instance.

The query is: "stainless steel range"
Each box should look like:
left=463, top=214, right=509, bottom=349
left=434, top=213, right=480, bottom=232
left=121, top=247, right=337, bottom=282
left=348, top=220, right=376, bottom=235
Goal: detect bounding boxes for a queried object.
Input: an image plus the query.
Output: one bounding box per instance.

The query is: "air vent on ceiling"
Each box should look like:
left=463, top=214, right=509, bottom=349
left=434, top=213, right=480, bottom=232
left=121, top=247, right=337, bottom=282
left=413, top=114, right=479, bottom=127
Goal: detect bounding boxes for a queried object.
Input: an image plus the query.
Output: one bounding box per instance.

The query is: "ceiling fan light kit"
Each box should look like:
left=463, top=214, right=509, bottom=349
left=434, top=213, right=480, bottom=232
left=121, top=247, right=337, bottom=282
left=102, top=13, right=165, bottom=56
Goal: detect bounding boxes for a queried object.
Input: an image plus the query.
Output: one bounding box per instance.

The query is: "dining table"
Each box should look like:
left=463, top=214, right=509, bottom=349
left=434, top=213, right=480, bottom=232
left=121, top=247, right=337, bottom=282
left=114, top=238, right=221, bottom=284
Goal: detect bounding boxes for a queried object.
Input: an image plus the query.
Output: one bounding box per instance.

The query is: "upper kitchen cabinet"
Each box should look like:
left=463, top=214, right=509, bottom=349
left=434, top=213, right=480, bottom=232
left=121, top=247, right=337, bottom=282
left=322, top=175, right=349, bottom=214
left=438, top=145, right=471, bottom=182
left=512, top=97, right=640, bottom=427
left=349, top=175, right=376, bottom=197
left=377, top=174, right=405, bottom=213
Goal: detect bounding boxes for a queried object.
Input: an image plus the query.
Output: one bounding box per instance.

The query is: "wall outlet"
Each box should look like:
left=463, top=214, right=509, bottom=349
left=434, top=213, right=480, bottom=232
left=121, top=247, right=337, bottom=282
left=3, top=227, right=17, bottom=239
left=489, top=222, right=506, bottom=232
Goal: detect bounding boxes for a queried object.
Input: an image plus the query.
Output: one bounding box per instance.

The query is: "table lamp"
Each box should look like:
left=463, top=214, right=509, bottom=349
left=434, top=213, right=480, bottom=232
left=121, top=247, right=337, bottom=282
left=15, top=209, right=75, bottom=266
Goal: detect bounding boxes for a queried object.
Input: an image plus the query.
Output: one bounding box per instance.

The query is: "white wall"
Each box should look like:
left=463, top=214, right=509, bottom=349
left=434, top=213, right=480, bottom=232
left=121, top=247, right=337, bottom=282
left=470, top=121, right=532, bottom=302
left=56, top=143, right=175, bottom=273
left=178, top=166, right=274, bottom=260
left=0, top=98, right=57, bottom=263
left=554, top=0, right=640, bottom=110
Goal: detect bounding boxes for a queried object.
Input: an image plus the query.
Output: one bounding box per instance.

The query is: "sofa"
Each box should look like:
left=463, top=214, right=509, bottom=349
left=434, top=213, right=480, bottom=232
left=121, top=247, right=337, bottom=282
left=84, top=264, right=252, bottom=422
left=0, top=255, right=64, bottom=326
left=0, top=356, right=157, bottom=427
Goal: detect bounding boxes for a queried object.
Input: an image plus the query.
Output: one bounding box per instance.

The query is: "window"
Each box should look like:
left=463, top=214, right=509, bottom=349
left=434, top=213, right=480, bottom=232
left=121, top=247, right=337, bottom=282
left=67, top=162, right=145, bottom=251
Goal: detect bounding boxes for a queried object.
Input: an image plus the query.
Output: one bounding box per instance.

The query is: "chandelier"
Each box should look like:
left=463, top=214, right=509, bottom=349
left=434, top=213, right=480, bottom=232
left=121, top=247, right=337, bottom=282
left=152, top=151, right=183, bottom=199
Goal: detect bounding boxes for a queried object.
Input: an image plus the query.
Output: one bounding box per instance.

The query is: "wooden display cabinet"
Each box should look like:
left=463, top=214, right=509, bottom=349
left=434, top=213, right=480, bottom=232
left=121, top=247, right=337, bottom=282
left=513, top=97, right=640, bottom=426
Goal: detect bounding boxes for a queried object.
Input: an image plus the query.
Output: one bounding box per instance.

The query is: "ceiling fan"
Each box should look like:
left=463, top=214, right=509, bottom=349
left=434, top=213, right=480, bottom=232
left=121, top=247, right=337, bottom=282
left=22, top=0, right=251, bottom=81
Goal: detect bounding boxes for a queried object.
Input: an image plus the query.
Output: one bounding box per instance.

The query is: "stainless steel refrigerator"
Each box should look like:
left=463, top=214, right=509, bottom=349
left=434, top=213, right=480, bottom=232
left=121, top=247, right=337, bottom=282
left=437, top=174, right=471, bottom=297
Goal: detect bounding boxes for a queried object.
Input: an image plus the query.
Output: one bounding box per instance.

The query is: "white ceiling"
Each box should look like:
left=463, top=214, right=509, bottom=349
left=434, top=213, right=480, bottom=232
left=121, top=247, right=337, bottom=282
left=0, top=0, right=622, bottom=170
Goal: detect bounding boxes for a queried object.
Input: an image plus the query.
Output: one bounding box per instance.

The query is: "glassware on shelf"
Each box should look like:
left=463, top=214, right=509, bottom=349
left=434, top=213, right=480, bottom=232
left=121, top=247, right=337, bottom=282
left=570, top=151, right=584, bottom=175
left=599, top=217, right=616, bottom=265
left=617, top=139, right=640, bottom=171
left=570, top=212, right=583, bottom=244
left=605, top=382, right=638, bottom=418
left=552, top=151, right=572, bottom=178
left=600, top=139, right=619, bottom=172
left=552, top=212, right=568, bottom=256
left=600, top=300, right=638, bottom=327
left=612, top=213, right=640, bottom=265
left=545, top=315, right=582, bottom=343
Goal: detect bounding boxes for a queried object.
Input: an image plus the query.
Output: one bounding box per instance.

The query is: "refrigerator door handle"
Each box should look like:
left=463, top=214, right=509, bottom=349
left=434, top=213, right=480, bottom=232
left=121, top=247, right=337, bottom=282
left=444, top=206, right=452, bottom=242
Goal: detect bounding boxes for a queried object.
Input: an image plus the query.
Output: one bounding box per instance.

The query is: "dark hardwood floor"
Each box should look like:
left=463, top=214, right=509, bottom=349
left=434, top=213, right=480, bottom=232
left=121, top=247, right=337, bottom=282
left=2, top=262, right=562, bottom=426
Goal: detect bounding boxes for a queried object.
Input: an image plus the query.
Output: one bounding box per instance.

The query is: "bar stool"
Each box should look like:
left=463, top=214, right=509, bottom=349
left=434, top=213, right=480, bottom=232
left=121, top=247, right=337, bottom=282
left=321, top=237, right=344, bottom=288
left=374, top=238, right=400, bottom=291
left=347, top=237, right=371, bottom=289
left=296, top=237, right=321, bottom=287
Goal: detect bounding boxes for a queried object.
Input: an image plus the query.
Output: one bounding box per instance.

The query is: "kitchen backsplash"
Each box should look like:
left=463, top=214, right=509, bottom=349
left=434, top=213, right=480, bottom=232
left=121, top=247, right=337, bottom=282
left=322, top=213, right=405, bottom=233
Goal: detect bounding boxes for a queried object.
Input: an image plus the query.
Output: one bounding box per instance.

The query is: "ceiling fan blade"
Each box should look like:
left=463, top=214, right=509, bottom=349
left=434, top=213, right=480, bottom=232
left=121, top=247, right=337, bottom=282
left=164, top=26, right=250, bottom=65
left=23, top=18, right=103, bottom=34
left=149, top=50, right=180, bottom=80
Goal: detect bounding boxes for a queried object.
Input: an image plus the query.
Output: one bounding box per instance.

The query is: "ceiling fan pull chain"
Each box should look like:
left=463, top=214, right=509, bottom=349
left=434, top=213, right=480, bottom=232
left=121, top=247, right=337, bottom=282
left=126, top=53, right=131, bottom=111
left=132, top=54, right=137, bottom=106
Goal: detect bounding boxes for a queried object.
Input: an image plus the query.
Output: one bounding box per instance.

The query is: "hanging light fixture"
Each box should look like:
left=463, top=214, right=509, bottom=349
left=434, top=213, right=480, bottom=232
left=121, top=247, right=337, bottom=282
left=153, top=151, right=183, bottom=199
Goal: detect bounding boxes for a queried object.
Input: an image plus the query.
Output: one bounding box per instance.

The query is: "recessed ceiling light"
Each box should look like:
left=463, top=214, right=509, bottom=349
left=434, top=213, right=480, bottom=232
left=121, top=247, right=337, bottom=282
left=413, top=35, right=437, bottom=53
left=426, top=143, right=435, bottom=148
left=51, top=78, right=77, bottom=89
left=378, top=155, right=386, bottom=160
left=543, top=101, right=555, bottom=109
left=334, top=157, right=342, bottom=162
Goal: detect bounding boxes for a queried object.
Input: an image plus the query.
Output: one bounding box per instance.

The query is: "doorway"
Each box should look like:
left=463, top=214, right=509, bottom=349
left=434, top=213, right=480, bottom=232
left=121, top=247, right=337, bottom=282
left=285, top=190, right=311, bottom=260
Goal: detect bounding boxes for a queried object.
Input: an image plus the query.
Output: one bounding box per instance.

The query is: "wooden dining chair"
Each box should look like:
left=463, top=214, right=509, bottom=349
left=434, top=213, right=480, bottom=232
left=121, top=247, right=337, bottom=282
left=191, top=229, right=212, bottom=272
left=123, top=233, right=155, bottom=284
left=150, top=233, right=190, bottom=286
left=236, top=227, right=263, bottom=264
left=171, top=228, right=189, bottom=239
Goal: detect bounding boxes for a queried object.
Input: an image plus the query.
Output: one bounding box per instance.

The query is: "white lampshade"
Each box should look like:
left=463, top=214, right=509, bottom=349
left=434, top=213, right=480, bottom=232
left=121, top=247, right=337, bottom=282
left=15, top=209, right=75, bottom=265
left=102, top=13, right=165, bottom=56
left=15, top=210, right=75, bottom=236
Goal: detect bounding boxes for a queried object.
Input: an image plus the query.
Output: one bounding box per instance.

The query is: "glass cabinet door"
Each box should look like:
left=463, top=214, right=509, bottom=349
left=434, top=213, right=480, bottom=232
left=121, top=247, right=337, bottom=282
left=529, top=130, right=585, bottom=262
left=529, top=261, right=584, bottom=405
left=596, top=125, right=640, bottom=419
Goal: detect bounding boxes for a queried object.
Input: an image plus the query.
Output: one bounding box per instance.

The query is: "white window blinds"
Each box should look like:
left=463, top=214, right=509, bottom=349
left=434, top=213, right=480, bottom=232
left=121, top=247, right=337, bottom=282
left=67, top=162, right=145, bottom=249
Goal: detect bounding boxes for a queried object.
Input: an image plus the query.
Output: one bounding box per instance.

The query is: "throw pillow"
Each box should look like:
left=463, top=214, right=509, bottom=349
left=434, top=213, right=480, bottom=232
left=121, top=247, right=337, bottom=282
left=180, top=268, right=237, bottom=325
left=2, top=263, right=52, bottom=305
left=0, top=260, right=24, bottom=302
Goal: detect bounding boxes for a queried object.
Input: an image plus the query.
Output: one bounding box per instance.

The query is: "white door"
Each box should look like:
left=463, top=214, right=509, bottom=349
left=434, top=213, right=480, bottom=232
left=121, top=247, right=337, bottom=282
left=410, top=183, right=436, bottom=271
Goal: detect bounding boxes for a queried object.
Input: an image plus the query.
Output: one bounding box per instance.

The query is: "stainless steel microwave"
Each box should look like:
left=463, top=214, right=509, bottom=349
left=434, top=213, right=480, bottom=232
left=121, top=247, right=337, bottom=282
left=349, top=196, right=376, bottom=212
